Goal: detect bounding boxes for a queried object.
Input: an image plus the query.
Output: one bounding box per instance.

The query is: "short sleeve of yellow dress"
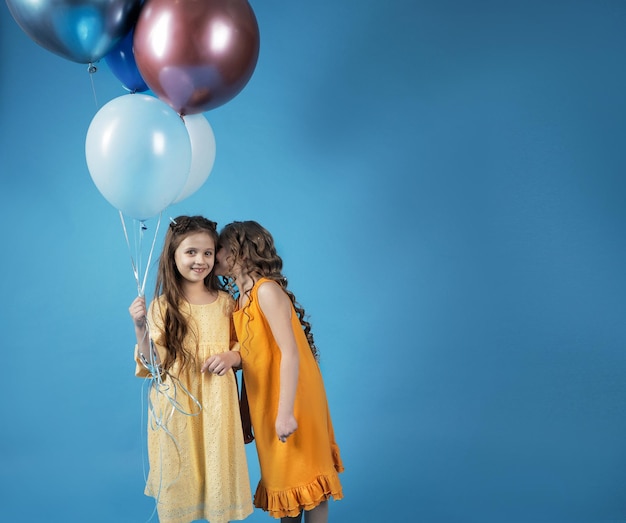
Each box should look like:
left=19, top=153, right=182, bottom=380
left=233, top=278, right=344, bottom=518
left=134, top=292, right=253, bottom=523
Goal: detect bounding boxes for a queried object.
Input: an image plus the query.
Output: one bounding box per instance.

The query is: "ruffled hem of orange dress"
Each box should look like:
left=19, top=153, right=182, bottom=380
left=254, top=467, right=344, bottom=519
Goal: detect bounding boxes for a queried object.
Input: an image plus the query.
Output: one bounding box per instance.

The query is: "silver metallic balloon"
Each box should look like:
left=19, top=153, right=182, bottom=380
left=6, top=0, right=142, bottom=64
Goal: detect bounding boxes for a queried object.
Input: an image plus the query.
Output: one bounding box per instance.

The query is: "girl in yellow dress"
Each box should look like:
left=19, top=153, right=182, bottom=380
left=215, top=220, right=344, bottom=523
left=128, top=215, right=253, bottom=523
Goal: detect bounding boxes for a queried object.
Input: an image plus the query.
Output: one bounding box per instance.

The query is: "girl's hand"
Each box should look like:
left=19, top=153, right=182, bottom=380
left=201, top=351, right=241, bottom=376
left=275, top=413, right=298, bottom=443
left=129, top=296, right=147, bottom=328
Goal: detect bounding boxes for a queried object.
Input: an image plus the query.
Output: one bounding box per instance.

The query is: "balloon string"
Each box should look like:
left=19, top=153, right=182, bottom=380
left=87, top=62, right=99, bottom=108
left=119, top=211, right=141, bottom=296
left=139, top=335, right=202, bottom=521
left=120, top=211, right=201, bottom=519
left=141, top=214, right=162, bottom=296
left=140, top=344, right=202, bottom=424
left=119, top=212, right=161, bottom=297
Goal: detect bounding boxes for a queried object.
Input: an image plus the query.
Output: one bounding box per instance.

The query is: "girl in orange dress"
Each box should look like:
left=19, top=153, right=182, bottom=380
left=216, top=220, right=344, bottom=523
left=128, top=215, right=253, bottom=523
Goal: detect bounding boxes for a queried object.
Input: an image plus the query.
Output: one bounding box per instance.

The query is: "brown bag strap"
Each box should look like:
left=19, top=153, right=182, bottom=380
left=237, top=370, right=254, bottom=444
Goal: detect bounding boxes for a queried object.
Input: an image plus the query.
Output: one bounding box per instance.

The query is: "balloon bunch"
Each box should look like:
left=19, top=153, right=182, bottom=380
left=7, top=4, right=259, bottom=508
left=7, top=0, right=260, bottom=218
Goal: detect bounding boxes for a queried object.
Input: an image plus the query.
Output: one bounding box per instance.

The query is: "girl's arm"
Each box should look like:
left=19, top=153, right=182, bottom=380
left=257, top=280, right=300, bottom=443
left=129, top=296, right=161, bottom=367
left=201, top=350, right=242, bottom=376
left=201, top=306, right=243, bottom=375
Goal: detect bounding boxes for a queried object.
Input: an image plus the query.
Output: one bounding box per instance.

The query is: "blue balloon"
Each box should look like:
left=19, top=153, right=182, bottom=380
left=6, top=0, right=142, bottom=64
left=105, top=28, right=149, bottom=93
left=85, top=94, right=192, bottom=221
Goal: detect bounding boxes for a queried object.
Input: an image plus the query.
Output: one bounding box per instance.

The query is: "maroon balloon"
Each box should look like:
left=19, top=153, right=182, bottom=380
left=133, top=0, right=260, bottom=115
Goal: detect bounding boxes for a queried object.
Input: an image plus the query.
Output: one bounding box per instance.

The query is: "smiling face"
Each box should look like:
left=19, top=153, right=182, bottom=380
left=174, top=231, right=216, bottom=284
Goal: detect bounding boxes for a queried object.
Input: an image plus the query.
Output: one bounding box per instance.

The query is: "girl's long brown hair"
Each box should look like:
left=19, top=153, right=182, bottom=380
left=153, top=215, right=219, bottom=371
left=218, top=221, right=319, bottom=361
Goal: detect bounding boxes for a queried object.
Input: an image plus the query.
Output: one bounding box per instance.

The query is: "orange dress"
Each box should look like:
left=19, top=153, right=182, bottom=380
left=232, top=278, right=344, bottom=518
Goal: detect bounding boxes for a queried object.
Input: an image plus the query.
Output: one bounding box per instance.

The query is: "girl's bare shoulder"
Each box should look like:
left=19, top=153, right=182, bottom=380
left=257, top=279, right=290, bottom=310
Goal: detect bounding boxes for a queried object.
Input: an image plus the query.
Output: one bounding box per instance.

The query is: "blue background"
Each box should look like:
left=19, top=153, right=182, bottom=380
left=2, top=1, right=626, bottom=521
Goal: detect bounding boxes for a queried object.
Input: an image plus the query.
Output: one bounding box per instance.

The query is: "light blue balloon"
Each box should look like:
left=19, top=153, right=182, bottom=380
left=6, top=0, right=142, bottom=64
left=85, top=94, right=192, bottom=221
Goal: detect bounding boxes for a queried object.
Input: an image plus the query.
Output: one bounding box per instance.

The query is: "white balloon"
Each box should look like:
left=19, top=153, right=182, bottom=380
left=174, top=114, right=217, bottom=203
left=85, top=94, right=191, bottom=221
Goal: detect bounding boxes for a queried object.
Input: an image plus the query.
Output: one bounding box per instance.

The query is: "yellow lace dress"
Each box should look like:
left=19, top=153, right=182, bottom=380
left=135, top=291, right=253, bottom=523
left=233, top=278, right=344, bottom=518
